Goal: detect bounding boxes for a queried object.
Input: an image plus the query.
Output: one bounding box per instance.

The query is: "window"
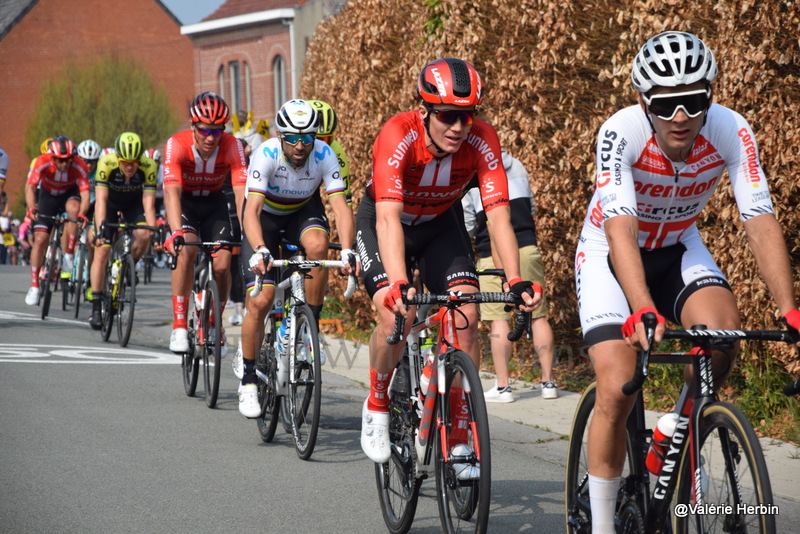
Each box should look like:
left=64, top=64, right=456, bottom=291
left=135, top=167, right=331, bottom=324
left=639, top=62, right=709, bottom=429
left=229, top=61, right=240, bottom=112
left=217, top=67, right=225, bottom=100
left=273, top=55, right=286, bottom=110
left=244, top=62, right=252, bottom=111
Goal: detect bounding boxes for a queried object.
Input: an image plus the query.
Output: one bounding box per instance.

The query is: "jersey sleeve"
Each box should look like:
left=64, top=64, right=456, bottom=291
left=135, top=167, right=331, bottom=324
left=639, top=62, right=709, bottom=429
left=141, top=157, right=158, bottom=191
left=245, top=140, right=279, bottom=199
left=371, top=115, right=422, bottom=203
left=94, top=155, right=115, bottom=188
left=162, top=135, right=184, bottom=187
left=594, top=111, right=640, bottom=226
left=225, top=135, right=249, bottom=187
left=27, top=156, right=46, bottom=187
left=473, top=124, right=510, bottom=212
left=330, top=139, right=352, bottom=203
left=74, top=160, right=91, bottom=193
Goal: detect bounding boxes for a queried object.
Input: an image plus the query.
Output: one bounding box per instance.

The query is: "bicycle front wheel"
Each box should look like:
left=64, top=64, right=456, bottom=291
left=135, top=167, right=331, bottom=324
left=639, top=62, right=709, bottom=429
left=673, top=401, right=775, bottom=534
left=116, top=254, right=136, bottom=347
left=434, top=349, right=491, bottom=534
left=375, top=354, right=420, bottom=534
left=73, top=242, right=86, bottom=318
left=182, top=301, right=200, bottom=397
left=40, top=248, right=57, bottom=320
left=100, top=262, right=115, bottom=341
left=202, top=278, right=222, bottom=408
left=257, top=314, right=280, bottom=442
left=288, top=304, right=321, bottom=460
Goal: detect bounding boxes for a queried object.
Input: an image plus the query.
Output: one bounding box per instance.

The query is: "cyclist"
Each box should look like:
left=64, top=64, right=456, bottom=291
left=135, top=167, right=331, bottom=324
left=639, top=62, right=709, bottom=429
left=24, top=136, right=90, bottom=305
left=462, top=148, right=559, bottom=403
left=77, top=139, right=102, bottom=281
left=308, top=100, right=352, bottom=205
left=574, top=31, right=800, bottom=533
left=355, top=58, right=539, bottom=465
left=236, top=99, right=356, bottom=417
left=88, top=132, right=158, bottom=330
left=144, top=148, right=164, bottom=215
left=162, top=91, right=247, bottom=353
left=0, top=146, right=8, bottom=197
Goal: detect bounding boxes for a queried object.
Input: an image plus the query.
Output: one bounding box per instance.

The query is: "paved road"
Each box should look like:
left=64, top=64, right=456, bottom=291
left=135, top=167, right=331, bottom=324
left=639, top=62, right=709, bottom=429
left=0, top=265, right=569, bottom=533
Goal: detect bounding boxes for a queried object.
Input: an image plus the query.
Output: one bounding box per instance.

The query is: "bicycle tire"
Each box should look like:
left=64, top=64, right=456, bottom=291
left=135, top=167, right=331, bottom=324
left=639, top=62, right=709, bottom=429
left=100, top=262, right=115, bottom=341
left=257, top=314, right=281, bottom=442
left=375, top=354, right=420, bottom=534
left=673, top=401, right=775, bottom=534
left=434, top=349, right=491, bottom=534
left=288, top=304, right=322, bottom=460
left=61, top=278, right=69, bottom=311
left=116, top=254, right=136, bottom=347
left=40, top=247, right=57, bottom=320
left=565, top=382, right=649, bottom=534
left=182, top=300, right=200, bottom=397
left=73, top=242, right=86, bottom=318
left=202, top=278, right=222, bottom=408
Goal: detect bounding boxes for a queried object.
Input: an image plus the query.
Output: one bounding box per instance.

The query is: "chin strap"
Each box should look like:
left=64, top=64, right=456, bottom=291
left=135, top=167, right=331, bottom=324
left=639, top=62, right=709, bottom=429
left=422, top=110, right=445, bottom=155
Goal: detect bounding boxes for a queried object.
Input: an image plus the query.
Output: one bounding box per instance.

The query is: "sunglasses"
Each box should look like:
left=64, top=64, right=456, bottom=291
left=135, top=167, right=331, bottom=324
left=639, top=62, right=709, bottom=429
left=643, top=88, right=710, bottom=121
left=119, top=159, right=140, bottom=166
left=54, top=157, right=73, bottom=163
left=195, top=126, right=225, bottom=137
left=429, top=109, right=477, bottom=126
left=282, top=134, right=316, bottom=146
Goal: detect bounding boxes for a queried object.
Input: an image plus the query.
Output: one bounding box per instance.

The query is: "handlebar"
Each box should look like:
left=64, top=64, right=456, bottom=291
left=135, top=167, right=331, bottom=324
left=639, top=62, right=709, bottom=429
left=249, top=257, right=359, bottom=299
left=386, top=290, right=529, bottom=345
left=622, top=312, right=800, bottom=396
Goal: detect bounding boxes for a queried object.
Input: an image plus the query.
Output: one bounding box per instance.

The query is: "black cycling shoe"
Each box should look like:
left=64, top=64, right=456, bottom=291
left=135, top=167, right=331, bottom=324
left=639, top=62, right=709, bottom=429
left=89, top=310, right=103, bottom=331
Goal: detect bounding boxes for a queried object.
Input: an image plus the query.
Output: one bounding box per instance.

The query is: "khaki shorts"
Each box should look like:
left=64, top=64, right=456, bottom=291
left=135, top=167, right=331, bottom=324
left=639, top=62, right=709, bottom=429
left=477, top=245, right=548, bottom=320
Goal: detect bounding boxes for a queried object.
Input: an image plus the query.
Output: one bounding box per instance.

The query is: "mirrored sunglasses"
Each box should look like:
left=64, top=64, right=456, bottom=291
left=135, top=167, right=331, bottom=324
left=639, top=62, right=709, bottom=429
left=282, top=133, right=316, bottom=146
left=119, top=159, right=140, bottom=166
left=643, top=89, right=710, bottom=121
left=195, top=126, right=225, bottom=137
left=430, top=109, right=477, bottom=126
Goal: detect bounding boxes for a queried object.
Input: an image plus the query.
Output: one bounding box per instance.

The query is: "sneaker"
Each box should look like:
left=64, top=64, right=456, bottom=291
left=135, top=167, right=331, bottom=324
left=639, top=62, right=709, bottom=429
left=484, top=385, right=514, bottom=403
left=238, top=383, right=261, bottom=418
left=361, top=399, right=391, bottom=463
left=451, top=444, right=480, bottom=480
left=541, top=381, right=559, bottom=399
left=25, top=286, right=39, bottom=306
left=169, top=327, right=190, bottom=353
left=61, top=253, right=74, bottom=274
left=89, top=310, right=103, bottom=331
left=232, top=341, right=244, bottom=380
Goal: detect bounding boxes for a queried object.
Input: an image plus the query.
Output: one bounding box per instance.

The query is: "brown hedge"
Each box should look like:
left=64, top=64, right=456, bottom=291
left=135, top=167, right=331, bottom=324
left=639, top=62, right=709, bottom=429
left=301, top=0, right=800, bottom=374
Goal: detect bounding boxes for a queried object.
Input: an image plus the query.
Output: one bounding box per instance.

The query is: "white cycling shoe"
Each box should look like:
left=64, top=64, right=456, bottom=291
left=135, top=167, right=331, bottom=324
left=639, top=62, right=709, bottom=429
left=169, top=328, right=190, bottom=353
left=238, top=383, right=261, bottom=418
left=25, top=287, right=39, bottom=306
left=361, top=399, right=391, bottom=463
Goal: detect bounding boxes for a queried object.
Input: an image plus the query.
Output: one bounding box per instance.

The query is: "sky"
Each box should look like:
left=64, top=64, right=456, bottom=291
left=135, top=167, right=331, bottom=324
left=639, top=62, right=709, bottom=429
left=161, top=0, right=226, bottom=25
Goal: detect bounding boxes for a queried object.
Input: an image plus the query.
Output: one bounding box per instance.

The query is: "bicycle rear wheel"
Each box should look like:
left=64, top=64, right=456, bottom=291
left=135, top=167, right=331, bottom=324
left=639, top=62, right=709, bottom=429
left=201, top=279, right=222, bottom=408
left=434, top=350, right=491, bottom=534
left=73, top=242, right=87, bottom=318
left=100, top=262, right=115, bottom=341
left=375, top=355, right=420, bottom=534
left=257, top=314, right=281, bottom=442
left=61, top=278, right=70, bottom=311
left=673, top=401, right=775, bottom=534
left=116, top=254, right=136, bottom=347
left=564, top=382, right=648, bottom=534
left=288, top=304, right=322, bottom=460
left=182, top=302, right=200, bottom=397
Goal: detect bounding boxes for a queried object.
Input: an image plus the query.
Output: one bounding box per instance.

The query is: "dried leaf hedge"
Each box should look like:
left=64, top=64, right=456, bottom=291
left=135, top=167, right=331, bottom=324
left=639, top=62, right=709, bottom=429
left=301, top=0, right=800, bottom=375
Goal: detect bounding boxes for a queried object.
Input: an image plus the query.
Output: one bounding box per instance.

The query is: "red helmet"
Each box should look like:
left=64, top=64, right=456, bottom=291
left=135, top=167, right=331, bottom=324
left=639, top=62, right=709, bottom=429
left=189, top=91, right=230, bottom=125
left=49, top=136, right=76, bottom=158
left=417, top=58, right=484, bottom=107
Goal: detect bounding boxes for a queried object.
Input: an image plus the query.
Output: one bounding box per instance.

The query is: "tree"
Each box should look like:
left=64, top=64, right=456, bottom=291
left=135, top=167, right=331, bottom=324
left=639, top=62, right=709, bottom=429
left=25, top=55, right=180, bottom=158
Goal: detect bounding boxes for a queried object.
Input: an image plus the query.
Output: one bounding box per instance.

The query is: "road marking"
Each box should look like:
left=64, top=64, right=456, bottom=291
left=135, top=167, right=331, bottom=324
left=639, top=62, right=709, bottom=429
left=0, top=344, right=179, bottom=364
left=0, top=310, right=85, bottom=325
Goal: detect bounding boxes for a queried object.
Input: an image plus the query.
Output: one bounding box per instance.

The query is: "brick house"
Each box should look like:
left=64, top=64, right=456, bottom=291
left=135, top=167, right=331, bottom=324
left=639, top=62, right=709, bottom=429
left=0, top=0, right=195, bottom=210
left=181, top=0, right=343, bottom=137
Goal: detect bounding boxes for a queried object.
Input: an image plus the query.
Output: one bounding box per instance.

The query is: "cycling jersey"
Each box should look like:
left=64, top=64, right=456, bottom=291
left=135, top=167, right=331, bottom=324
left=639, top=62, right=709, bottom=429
left=580, top=103, right=773, bottom=251
left=0, top=147, right=8, bottom=187
left=27, top=154, right=90, bottom=195
left=368, top=111, right=509, bottom=225
left=246, top=137, right=345, bottom=215
left=163, top=130, right=247, bottom=195
left=576, top=103, right=774, bottom=344
left=328, top=138, right=353, bottom=204
left=95, top=155, right=158, bottom=206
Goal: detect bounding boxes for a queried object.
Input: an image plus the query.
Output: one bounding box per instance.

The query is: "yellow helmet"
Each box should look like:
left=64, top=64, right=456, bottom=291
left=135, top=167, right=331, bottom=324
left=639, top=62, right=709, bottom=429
left=40, top=137, right=54, bottom=154
left=308, top=100, right=337, bottom=137
left=115, top=132, right=143, bottom=161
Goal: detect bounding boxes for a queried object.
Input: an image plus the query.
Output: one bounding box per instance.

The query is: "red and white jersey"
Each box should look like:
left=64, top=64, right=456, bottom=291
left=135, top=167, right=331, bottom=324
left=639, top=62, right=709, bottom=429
left=368, top=111, right=509, bottom=226
left=27, top=154, right=90, bottom=195
left=163, top=129, right=247, bottom=195
left=581, top=103, right=774, bottom=250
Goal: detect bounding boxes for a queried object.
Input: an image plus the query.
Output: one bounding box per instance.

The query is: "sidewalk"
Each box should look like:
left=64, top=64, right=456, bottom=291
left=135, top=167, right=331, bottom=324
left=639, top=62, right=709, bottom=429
left=185, top=307, right=800, bottom=505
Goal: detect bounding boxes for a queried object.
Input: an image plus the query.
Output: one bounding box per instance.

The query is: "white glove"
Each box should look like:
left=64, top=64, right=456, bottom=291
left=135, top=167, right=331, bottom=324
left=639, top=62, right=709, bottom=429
left=340, top=248, right=356, bottom=266
left=249, top=247, right=272, bottom=269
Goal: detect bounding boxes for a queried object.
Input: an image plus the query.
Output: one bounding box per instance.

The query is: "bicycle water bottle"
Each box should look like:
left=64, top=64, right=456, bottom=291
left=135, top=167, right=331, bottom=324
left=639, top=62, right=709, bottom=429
left=418, top=339, right=435, bottom=396
left=276, top=316, right=291, bottom=387
left=111, top=261, right=120, bottom=280
left=646, top=412, right=680, bottom=475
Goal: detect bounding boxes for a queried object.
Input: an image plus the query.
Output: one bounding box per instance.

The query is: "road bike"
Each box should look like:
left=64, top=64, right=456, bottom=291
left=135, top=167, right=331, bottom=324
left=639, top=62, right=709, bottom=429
left=140, top=226, right=165, bottom=284
left=37, top=213, right=80, bottom=320
left=175, top=240, right=239, bottom=409
left=252, top=243, right=358, bottom=460
left=99, top=220, right=162, bottom=347
left=61, top=224, right=90, bottom=318
left=565, top=312, right=799, bottom=533
left=376, top=279, right=528, bottom=534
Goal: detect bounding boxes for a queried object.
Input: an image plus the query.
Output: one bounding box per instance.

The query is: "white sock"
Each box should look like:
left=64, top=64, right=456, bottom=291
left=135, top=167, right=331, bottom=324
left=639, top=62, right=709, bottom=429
left=588, top=474, right=621, bottom=534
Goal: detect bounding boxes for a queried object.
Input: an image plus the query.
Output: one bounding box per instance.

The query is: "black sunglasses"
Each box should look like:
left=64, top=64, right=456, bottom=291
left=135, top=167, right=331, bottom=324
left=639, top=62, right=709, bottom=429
left=643, top=89, right=710, bottom=121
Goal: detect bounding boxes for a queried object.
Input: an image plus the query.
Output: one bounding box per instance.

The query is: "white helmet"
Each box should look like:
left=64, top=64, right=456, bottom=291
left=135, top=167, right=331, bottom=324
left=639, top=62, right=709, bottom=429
left=631, top=31, right=718, bottom=93
left=77, top=139, right=102, bottom=161
left=275, top=99, right=319, bottom=135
